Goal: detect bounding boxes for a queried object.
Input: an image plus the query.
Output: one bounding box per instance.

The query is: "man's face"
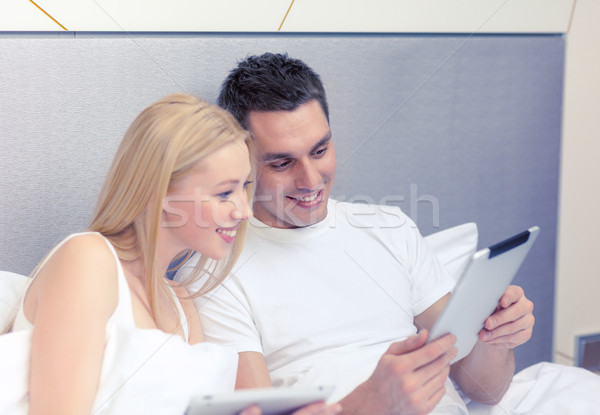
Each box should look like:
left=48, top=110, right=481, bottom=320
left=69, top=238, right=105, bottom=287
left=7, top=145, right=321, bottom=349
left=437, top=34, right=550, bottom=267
left=248, top=99, right=336, bottom=228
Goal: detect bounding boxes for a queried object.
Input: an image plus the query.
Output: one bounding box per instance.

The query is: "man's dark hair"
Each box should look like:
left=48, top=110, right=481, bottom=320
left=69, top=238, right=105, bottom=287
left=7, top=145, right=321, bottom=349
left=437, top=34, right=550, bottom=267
left=217, top=52, right=329, bottom=129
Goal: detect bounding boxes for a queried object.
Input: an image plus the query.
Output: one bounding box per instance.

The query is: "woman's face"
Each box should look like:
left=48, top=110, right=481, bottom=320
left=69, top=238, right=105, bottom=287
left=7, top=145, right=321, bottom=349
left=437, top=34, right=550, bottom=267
left=162, top=141, right=252, bottom=260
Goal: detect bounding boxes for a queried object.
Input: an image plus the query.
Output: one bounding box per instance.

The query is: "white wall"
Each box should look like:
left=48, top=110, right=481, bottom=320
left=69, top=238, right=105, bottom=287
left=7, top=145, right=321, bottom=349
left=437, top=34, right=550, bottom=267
left=554, top=0, right=600, bottom=366
left=0, top=1, right=574, bottom=32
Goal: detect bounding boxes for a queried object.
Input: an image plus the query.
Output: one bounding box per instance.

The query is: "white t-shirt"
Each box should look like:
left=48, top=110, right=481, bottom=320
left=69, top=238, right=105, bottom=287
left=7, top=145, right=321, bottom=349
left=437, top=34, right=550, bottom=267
left=180, top=200, right=464, bottom=411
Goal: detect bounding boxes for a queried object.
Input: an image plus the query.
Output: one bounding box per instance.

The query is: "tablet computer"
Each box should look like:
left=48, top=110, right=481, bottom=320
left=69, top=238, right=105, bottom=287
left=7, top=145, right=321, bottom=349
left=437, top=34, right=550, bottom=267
left=186, top=385, right=334, bottom=415
left=428, top=226, right=540, bottom=363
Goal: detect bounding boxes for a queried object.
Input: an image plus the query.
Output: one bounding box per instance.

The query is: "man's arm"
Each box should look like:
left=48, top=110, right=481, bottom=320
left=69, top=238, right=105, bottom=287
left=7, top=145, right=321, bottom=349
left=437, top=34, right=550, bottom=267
left=234, top=321, right=457, bottom=415
left=236, top=351, right=273, bottom=389
left=449, top=285, right=534, bottom=404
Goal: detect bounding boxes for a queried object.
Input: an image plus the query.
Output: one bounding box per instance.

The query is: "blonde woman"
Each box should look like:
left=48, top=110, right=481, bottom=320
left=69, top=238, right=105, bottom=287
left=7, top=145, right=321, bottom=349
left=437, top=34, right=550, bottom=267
left=0, top=93, right=340, bottom=415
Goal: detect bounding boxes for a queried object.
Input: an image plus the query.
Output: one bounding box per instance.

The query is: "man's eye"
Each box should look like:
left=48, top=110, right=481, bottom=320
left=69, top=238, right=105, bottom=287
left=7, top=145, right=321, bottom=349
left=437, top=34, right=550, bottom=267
left=313, top=147, right=327, bottom=156
left=270, top=160, right=291, bottom=170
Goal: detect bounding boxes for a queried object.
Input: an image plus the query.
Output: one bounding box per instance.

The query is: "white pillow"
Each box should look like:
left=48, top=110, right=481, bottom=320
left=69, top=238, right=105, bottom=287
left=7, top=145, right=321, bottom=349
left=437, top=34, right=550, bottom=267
left=424, top=222, right=478, bottom=282
left=0, top=271, right=30, bottom=331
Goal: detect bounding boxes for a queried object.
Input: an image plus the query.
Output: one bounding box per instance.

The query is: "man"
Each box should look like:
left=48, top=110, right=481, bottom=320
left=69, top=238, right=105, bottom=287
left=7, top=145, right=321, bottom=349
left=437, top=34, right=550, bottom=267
left=177, top=53, right=535, bottom=414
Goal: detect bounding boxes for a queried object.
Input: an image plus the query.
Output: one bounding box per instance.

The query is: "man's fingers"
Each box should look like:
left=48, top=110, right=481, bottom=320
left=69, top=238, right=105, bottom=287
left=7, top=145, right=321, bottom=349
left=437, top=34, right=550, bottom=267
left=415, top=336, right=457, bottom=369
left=499, top=285, right=524, bottom=308
left=481, top=313, right=534, bottom=346
left=239, top=404, right=261, bottom=415
left=407, top=368, right=449, bottom=415
left=368, top=332, right=456, bottom=414
left=386, top=330, right=429, bottom=355
left=485, top=295, right=534, bottom=330
left=416, top=343, right=456, bottom=383
left=291, top=402, right=342, bottom=415
left=387, top=331, right=457, bottom=357
left=480, top=328, right=532, bottom=348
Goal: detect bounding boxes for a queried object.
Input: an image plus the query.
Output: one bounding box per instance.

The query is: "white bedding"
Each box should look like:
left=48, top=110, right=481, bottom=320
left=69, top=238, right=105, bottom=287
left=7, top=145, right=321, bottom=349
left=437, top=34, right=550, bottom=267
left=2, top=225, right=598, bottom=413
left=0, top=271, right=28, bottom=332
left=467, top=362, right=600, bottom=414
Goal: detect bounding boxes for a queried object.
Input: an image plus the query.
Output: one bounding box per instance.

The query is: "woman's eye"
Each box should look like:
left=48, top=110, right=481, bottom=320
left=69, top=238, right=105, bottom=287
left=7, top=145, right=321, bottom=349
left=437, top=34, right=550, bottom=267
left=217, top=191, right=233, bottom=199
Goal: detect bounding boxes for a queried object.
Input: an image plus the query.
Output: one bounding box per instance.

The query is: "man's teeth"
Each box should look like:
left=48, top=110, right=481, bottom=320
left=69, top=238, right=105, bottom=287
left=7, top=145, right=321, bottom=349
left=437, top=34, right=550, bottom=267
left=217, top=229, right=237, bottom=237
left=296, top=193, right=319, bottom=202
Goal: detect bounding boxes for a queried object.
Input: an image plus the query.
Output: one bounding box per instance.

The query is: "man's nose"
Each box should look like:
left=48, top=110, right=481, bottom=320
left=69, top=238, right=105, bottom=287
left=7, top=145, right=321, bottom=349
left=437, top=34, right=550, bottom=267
left=294, top=160, right=321, bottom=191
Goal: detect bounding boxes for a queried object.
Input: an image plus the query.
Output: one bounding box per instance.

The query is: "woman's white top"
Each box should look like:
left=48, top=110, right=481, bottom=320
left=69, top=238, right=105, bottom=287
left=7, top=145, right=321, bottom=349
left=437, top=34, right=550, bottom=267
left=2, top=232, right=237, bottom=414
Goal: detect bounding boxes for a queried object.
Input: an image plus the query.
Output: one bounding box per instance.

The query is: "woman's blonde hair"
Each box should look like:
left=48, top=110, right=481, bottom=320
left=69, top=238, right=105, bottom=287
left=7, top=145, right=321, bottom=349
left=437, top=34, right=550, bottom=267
left=88, top=93, right=252, bottom=332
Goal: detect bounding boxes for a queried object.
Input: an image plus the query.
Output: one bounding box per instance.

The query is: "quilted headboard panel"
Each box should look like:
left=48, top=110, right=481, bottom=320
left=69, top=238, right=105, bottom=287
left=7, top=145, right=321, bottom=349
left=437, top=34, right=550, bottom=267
left=0, top=33, right=563, bottom=370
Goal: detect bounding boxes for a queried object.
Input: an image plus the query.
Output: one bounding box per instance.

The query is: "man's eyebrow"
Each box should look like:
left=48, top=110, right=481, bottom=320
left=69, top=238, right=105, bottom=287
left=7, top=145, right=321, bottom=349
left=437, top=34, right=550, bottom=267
left=262, top=151, right=291, bottom=162
left=261, top=133, right=332, bottom=162
left=310, top=134, right=332, bottom=153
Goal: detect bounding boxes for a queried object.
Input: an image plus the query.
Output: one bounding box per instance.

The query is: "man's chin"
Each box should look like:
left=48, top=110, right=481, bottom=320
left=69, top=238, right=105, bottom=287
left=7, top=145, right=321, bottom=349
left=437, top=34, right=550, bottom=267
left=253, top=198, right=328, bottom=228
left=284, top=207, right=327, bottom=228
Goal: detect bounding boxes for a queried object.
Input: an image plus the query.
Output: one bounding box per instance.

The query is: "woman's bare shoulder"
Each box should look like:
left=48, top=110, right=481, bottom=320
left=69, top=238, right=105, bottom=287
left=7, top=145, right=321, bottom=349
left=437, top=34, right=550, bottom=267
left=41, top=233, right=116, bottom=277
left=29, top=233, right=119, bottom=322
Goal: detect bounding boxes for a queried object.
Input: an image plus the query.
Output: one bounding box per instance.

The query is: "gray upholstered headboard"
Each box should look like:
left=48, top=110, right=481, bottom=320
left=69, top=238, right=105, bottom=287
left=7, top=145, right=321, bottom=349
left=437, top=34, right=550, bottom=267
left=0, top=33, right=563, bottom=371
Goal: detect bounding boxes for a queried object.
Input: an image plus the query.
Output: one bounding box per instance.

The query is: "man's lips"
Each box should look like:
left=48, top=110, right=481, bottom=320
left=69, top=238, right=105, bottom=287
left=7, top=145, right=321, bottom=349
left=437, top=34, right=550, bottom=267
left=287, top=190, right=323, bottom=207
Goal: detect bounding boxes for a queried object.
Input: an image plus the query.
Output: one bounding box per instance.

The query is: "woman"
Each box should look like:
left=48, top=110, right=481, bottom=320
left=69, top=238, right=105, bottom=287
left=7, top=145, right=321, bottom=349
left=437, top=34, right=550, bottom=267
left=1, top=93, right=340, bottom=415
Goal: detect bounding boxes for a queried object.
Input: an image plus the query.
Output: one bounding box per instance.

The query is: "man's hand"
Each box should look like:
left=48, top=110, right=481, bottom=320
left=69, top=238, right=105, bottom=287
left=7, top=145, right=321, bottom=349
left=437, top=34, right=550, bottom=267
left=479, top=285, right=534, bottom=349
left=240, top=402, right=342, bottom=415
left=340, top=330, right=457, bottom=415
left=450, top=285, right=533, bottom=404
